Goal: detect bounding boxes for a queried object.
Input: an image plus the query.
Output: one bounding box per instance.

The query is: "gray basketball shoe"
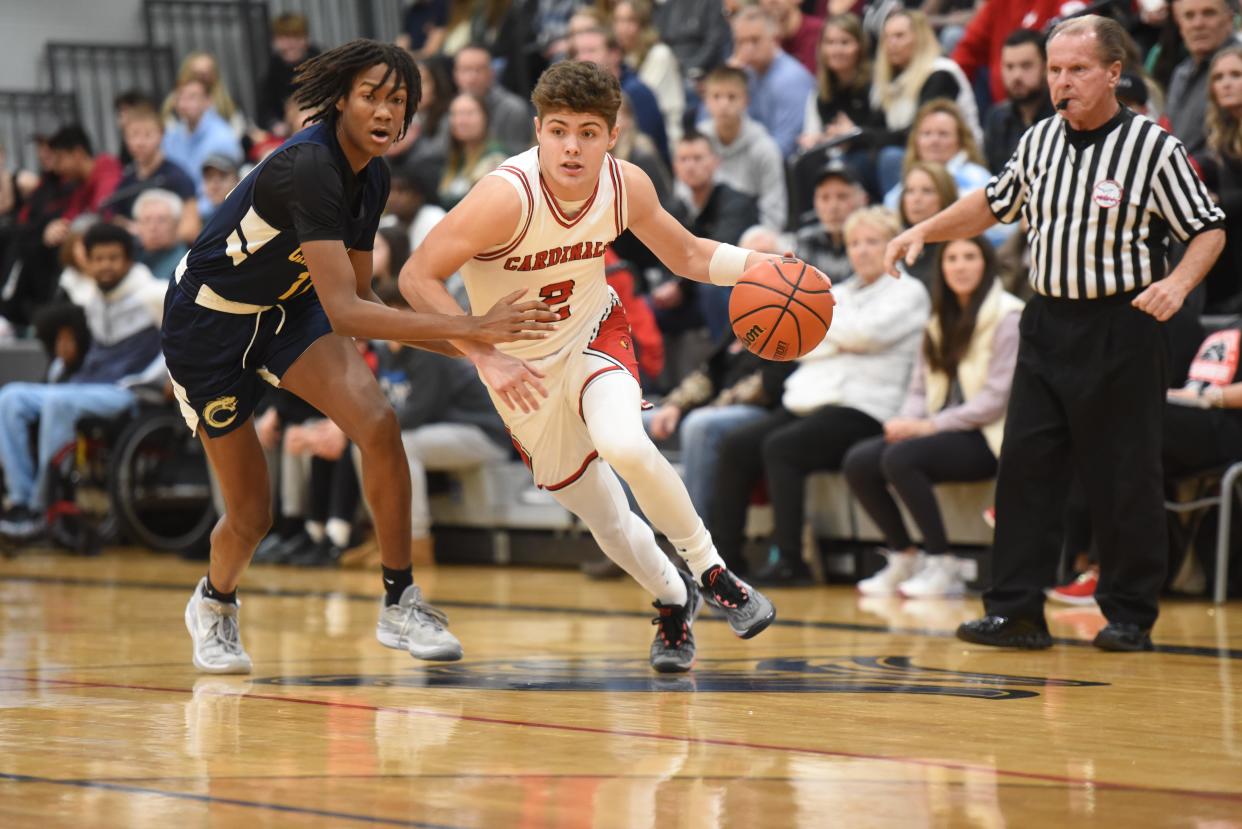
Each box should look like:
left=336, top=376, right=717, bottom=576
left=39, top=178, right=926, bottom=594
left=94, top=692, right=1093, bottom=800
left=650, top=568, right=702, bottom=673
left=185, top=577, right=253, bottom=674
left=699, top=565, right=776, bottom=639
left=377, top=584, right=463, bottom=661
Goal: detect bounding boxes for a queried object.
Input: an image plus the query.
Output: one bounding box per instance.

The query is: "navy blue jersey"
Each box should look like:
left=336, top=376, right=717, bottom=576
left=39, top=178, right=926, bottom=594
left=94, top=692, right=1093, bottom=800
left=178, top=122, right=390, bottom=307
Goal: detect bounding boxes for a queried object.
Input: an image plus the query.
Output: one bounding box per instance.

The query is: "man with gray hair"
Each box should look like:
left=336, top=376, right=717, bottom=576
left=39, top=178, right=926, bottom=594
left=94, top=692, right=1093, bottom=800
left=133, top=188, right=189, bottom=280
left=887, top=15, right=1225, bottom=653
left=727, top=5, right=815, bottom=158
left=1166, top=0, right=1241, bottom=154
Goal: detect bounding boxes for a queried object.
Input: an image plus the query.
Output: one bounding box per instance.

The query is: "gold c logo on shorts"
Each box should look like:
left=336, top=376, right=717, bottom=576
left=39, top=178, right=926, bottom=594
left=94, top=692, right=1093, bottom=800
left=203, top=395, right=239, bottom=429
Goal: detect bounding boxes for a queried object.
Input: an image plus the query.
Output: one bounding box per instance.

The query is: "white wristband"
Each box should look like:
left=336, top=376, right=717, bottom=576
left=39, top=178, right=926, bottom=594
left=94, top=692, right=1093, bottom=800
left=708, top=243, right=750, bottom=286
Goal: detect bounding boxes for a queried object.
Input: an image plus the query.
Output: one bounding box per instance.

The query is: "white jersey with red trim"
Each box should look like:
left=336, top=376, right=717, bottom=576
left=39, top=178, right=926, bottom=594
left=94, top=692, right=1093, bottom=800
left=460, top=146, right=628, bottom=361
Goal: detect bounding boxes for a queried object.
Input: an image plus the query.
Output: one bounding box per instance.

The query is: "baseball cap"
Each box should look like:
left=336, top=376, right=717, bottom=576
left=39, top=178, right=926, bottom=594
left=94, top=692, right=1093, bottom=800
left=813, top=159, right=861, bottom=189
left=1116, top=73, right=1149, bottom=108
left=201, top=153, right=239, bottom=175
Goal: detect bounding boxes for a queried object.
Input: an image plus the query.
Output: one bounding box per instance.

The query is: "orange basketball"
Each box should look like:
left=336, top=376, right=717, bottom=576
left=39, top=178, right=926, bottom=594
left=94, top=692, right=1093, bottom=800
left=729, top=258, right=835, bottom=361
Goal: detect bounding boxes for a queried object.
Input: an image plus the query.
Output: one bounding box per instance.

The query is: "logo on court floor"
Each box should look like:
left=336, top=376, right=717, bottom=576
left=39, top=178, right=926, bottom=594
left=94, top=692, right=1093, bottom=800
left=254, top=655, right=1107, bottom=699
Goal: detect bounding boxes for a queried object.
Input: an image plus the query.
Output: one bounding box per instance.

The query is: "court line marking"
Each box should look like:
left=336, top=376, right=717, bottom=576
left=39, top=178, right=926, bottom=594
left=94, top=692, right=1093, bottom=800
left=2, top=573, right=1239, bottom=661
left=8, top=674, right=1242, bottom=805
left=47, top=771, right=1242, bottom=795
left=0, top=771, right=465, bottom=828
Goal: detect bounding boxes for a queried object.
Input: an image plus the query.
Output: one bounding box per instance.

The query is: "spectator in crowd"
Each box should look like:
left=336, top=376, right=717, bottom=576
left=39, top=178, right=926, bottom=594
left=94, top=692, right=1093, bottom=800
left=384, top=167, right=446, bottom=252
left=534, top=0, right=595, bottom=62
left=951, top=0, right=1081, bottom=108
left=571, top=25, right=671, bottom=164
left=873, top=9, right=980, bottom=194
left=794, top=159, right=867, bottom=287
left=163, top=51, right=247, bottom=139
left=386, top=60, right=453, bottom=180
left=728, top=6, right=816, bottom=157
left=697, top=66, right=787, bottom=231
left=54, top=214, right=100, bottom=307
left=984, top=29, right=1055, bottom=175
left=884, top=100, right=1003, bottom=249
left=372, top=226, right=413, bottom=292
left=653, top=131, right=759, bottom=341
left=397, top=0, right=450, bottom=56
left=608, top=92, right=676, bottom=281
left=761, top=0, right=824, bottom=74
left=644, top=332, right=791, bottom=527
left=1197, top=44, right=1242, bottom=313
left=453, top=43, right=534, bottom=155
left=344, top=282, right=511, bottom=569
left=652, top=0, right=730, bottom=87
left=1166, top=0, right=1240, bottom=156
left=162, top=78, right=244, bottom=197
left=109, top=105, right=199, bottom=243
left=199, top=153, right=240, bottom=225
left=796, top=14, right=884, bottom=202
left=1164, top=319, right=1242, bottom=596
left=112, top=90, right=158, bottom=167
left=846, top=236, right=1022, bottom=598
left=0, top=223, right=164, bottom=539
left=710, top=208, right=930, bottom=584
left=132, top=189, right=189, bottom=281
left=897, top=160, right=958, bottom=287
left=438, top=93, right=507, bottom=210
left=604, top=249, right=665, bottom=384
left=31, top=300, right=90, bottom=384
left=613, top=0, right=686, bottom=143
left=257, top=13, right=320, bottom=133
left=0, top=136, right=73, bottom=328
left=42, top=125, right=123, bottom=251
left=441, top=0, right=511, bottom=55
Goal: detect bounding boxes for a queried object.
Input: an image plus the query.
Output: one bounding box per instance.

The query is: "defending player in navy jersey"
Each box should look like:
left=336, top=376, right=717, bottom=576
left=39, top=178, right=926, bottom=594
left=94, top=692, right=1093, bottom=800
left=166, top=40, right=557, bottom=673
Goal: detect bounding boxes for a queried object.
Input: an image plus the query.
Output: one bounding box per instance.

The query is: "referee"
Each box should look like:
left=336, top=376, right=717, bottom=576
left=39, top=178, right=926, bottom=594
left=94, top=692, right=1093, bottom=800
left=885, top=15, right=1225, bottom=652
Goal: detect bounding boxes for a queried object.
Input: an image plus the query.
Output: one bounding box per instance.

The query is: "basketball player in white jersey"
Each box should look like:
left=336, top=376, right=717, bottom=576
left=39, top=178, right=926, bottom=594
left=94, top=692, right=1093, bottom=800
left=400, top=61, right=823, bottom=672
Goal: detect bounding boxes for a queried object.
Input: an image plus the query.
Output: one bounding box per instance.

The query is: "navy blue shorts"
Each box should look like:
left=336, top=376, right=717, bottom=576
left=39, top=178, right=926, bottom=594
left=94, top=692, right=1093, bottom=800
left=162, top=280, right=332, bottom=438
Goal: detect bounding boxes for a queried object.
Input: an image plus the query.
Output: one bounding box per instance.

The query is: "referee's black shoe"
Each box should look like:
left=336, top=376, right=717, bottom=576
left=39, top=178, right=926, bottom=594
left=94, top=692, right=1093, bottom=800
left=1092, top=622, right=1154, bottom=652
left=956, top=615, right=1053, bottom=650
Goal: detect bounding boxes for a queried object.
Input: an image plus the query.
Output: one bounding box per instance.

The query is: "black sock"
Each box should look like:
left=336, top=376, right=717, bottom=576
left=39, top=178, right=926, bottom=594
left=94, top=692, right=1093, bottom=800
left=382, top=564, right=413, bottom=606
left=202, top=574, right=237, bottom=605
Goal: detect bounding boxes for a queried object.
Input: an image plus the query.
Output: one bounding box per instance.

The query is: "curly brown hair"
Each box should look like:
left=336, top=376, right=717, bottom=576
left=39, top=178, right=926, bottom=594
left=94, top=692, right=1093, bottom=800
left=530, top=60, right=622, bottom=128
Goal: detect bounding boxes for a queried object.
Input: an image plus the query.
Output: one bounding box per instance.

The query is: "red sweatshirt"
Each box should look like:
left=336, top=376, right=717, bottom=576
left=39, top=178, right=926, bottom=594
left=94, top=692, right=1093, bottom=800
left=951, top=0, right=1085, bottom=106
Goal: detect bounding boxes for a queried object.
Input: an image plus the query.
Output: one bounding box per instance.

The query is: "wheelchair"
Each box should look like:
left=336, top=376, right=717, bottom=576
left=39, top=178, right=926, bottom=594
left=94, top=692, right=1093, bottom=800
left=38, top=392, right=216, bottom=555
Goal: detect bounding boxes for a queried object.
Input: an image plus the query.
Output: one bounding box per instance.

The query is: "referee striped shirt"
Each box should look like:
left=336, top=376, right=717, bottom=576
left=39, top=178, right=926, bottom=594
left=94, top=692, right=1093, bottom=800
left=986, top=107, right=1225, bottom=299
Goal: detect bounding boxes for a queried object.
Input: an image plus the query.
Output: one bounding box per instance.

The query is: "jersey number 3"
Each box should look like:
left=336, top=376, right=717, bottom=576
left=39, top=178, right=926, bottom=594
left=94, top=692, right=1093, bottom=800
left=540, top=279, right=575, bottom=320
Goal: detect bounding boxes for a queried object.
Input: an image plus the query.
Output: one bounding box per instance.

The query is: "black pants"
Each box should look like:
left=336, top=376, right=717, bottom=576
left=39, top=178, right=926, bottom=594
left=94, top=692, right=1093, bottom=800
left=1163, top=403, right=1242, bottom=477
left=710, top=405, right=881, bottom=568
left=842, top=430, right=997, bottom=556
left=987, top=293, right=1168, bottom=629
left=308, top=450, right=360, bottom=525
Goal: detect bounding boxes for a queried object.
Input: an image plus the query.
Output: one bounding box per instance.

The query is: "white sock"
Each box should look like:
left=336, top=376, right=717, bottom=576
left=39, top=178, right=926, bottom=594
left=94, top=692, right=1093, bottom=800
left=304, top=520, right=325, bottom=543
left=667, top=521, right=727, bottom=582
left=326, top=517, right=351, bottom=548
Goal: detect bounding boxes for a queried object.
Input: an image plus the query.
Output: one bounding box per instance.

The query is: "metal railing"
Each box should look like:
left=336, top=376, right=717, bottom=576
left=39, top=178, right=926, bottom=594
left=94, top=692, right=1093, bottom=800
left=45, top=42, right=176, bottom=158
left=0, top=90, right=79, bottom=171
left=144, top=0, right=272, bottom=131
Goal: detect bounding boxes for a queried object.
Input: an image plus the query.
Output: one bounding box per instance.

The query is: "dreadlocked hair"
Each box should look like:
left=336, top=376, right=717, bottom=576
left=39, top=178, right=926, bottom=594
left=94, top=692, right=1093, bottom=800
left=293, top=39, right=421, bottom=140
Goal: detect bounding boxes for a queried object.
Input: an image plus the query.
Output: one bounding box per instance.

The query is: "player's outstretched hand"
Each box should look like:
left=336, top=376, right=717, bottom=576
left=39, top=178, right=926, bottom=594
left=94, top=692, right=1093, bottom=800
left=474, top=289, right=560, bottom=343
left=884, top=230, right=923, bottom=278
left=476, top=350, right=549, bottom=413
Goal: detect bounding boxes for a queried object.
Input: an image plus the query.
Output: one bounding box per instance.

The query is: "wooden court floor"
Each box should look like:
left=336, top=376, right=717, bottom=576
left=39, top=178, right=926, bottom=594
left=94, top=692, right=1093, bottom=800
left=0, top=549, right=1239, bottom=828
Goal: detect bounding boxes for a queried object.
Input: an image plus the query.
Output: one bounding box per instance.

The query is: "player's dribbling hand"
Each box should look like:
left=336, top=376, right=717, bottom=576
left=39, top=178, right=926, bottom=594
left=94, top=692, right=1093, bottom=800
left=1132, top=279, right=1187, bottom=322
left=884, top=231, right=923, bottom=278
left=476, top=351, right=549, bottom=413
left=475, top=289, right=560, bottom=343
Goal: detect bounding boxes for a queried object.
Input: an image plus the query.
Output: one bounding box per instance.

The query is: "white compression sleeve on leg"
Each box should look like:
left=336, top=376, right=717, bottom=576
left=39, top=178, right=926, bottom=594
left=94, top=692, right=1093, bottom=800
left=580, top=371, right=727, bottom=580
left=549, top=461, right=688, bottom=606
left=708, top=243, right=750, bottom=286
